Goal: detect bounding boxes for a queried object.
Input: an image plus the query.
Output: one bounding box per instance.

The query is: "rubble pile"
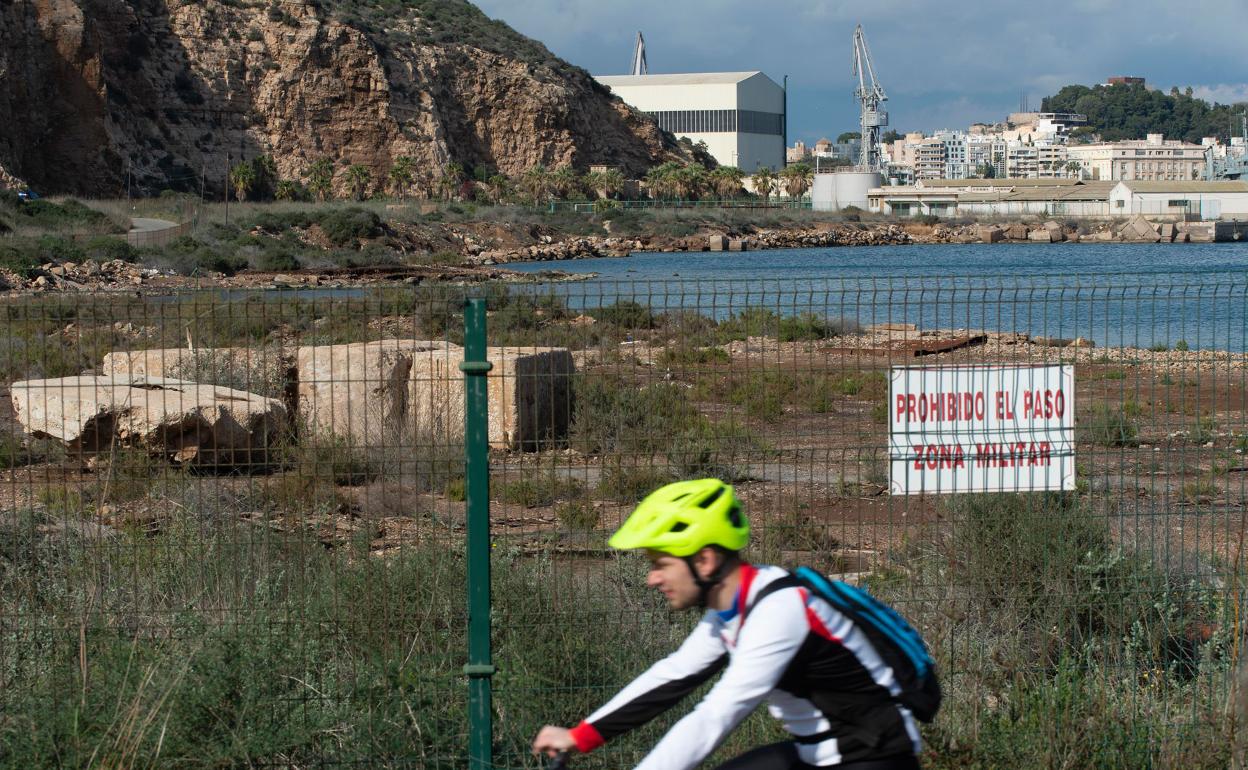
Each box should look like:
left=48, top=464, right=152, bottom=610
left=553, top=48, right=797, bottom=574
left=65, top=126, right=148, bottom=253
left=0, top=260, right=162, bottom=292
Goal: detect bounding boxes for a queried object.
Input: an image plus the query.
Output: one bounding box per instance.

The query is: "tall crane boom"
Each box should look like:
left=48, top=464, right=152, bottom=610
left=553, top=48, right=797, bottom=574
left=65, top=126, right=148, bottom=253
left=851, top=24, right=888, bottom=171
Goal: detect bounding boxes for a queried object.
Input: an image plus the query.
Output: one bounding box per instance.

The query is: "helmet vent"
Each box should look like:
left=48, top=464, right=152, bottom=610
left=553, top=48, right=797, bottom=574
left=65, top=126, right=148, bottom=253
left=670, top=522, right=689, bottom=533
left=697, top=487, right=725, bottom=508
left=727, top=503, right=743, bottom=527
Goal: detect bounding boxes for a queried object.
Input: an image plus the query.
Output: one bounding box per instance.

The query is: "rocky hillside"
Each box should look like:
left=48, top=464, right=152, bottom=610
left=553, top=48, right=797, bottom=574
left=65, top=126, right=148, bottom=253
left=0, top=0, right=692, bottom=196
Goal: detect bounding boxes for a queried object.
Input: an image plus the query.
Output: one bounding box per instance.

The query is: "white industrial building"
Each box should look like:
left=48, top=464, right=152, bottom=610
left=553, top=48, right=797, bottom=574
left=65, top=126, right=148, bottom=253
left=1109, top=181, right=1248, bottom=218
left=594, top=72, right=786, bottom=172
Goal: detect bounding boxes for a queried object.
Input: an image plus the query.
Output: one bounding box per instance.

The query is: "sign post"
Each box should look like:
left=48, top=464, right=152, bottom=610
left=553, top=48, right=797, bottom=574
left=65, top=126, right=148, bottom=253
left=889, top=365, right=1075, bottom=495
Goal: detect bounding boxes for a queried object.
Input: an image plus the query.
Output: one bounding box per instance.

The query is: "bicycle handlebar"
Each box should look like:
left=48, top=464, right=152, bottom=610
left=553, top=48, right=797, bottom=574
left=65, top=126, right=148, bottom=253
left=548, top=750, right=569, bottom=769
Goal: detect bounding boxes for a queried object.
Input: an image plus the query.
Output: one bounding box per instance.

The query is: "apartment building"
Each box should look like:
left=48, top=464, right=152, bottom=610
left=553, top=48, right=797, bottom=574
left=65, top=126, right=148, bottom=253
left=914, top=139, right=947, bottom=180
left=1066, top=134, right=1206, bottom=182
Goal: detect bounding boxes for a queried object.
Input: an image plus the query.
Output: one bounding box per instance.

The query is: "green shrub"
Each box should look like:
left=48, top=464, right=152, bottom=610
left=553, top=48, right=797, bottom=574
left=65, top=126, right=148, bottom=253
left=1174, top=339, right=1190, bottom=351
left=1082, top=405, right=1139, bottom=447
left=571, top=377, right=702, bottom=455
left=595, top=462, right=676, bottom=503
left=554, top=499, right=599, bottom=531
left=656, top=345, right=729, bottom=367
left=497, top=472, right=585, bottom=508
left=317, top=208, right=383, bottom=246
left=82, top=236, right=138, bottom=263
left=591, top=300, right=655, bottom=330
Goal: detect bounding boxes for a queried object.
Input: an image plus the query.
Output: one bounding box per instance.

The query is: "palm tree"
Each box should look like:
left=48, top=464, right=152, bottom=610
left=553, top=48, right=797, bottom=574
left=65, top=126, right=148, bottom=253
left=275, top=180, right=299, bottom=201
left=346, top=164, right=372, bottom=201
left=229, top=161, right=256, bottom=202
left=388, top=155, right=415, bottom=200
left=779, top=162, right=814, bottom=200
left=673, top=164, right=707, bottom=200
left=485, top=174, right=510, bottom=204
left=440, top=162, right=466, bottom=201
left=645, top=162, right=682, bottom=201
left=584, top=168, right=625, bottom=200
left=550, top=166, right=581, bottom=199
left=307, top=157, right=335, bottom=202
left=708, top=167, right=745, bottom=200
left=752, top=167, right=777, bottom=204
left=517, top=165, right=554, bottom=204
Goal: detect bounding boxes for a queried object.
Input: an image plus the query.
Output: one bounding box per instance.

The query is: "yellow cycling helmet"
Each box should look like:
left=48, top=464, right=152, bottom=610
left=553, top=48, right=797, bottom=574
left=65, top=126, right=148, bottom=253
left=609, top=478, right=748, bottom=557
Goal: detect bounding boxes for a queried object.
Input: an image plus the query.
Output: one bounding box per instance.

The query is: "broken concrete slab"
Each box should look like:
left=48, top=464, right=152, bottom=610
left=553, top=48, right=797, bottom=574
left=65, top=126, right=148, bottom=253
left=101, top=347, right=293, bottom=407
left=9, top=376, right=287, bottom=467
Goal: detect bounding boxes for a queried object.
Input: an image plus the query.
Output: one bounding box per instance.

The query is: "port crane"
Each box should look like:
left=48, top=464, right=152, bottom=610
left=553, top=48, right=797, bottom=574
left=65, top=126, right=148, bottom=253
left=851, top=24, right=887, bottom=171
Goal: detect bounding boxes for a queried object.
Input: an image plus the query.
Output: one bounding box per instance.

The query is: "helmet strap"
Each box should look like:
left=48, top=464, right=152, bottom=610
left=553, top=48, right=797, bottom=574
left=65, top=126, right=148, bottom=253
left=684, top=549, right=736, bottom=608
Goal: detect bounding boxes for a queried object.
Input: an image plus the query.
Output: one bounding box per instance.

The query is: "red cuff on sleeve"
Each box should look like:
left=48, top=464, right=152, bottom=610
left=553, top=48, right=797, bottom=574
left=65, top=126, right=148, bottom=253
left=568, top=720, right=605, bottom=753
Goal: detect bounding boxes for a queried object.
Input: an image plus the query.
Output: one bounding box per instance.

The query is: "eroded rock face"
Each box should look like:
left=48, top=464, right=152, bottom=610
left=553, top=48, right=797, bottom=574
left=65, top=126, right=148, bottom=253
left=9, top=376, right=287, bottom=466
left=0, top=0, right=691, bottom=196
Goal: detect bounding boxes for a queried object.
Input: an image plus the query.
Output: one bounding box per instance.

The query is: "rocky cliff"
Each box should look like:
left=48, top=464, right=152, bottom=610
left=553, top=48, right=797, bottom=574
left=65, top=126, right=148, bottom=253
left=0, top=0, right=693, bottom=196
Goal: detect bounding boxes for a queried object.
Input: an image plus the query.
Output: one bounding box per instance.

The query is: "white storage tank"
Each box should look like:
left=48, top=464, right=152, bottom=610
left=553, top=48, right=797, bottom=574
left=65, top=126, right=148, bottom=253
left=811, top=170, right=882, bottom=211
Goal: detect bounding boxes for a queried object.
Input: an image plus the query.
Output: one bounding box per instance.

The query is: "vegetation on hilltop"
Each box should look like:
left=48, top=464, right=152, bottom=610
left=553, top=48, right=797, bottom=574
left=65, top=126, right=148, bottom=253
left=1042, top=82, right=1247, bottom=143
left=319, top=0, right=600, bottom=86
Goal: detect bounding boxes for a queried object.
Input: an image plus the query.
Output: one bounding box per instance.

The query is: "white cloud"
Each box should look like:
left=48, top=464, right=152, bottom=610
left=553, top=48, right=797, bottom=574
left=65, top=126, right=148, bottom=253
left=1190, top=84, right=1248, bottom=105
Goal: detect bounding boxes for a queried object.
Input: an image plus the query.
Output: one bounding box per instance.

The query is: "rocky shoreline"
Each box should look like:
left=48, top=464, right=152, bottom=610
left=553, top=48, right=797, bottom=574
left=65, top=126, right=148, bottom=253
left=0, top=216, right=1221, bottom=294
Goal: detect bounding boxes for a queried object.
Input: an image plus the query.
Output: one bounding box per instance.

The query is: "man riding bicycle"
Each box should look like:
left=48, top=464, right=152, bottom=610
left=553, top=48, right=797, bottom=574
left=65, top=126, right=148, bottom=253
left=532, top=478, right=923, bottom=770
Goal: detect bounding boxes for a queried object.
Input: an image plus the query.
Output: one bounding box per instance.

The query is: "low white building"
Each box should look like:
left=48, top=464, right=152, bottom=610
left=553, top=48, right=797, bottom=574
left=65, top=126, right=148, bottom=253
left=594, top=71, right=786, bottom=172
left=867, top=179, right=1114, bottom=218
left=1109, top=181, right=1248, bottom=219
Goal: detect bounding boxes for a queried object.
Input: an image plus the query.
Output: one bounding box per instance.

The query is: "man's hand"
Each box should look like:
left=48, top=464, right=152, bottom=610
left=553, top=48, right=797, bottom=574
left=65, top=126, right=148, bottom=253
left=532, top=725, right=577, bottom=758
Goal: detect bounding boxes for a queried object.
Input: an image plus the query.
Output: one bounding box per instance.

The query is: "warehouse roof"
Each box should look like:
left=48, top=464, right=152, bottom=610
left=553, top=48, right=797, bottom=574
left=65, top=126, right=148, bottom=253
left=1116, top=181, right=1248, bottom=193
left=596, top=72, right=770, bottom=87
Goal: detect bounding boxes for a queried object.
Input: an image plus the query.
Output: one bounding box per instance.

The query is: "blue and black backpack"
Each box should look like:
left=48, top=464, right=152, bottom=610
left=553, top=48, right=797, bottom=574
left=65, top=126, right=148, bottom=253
left=751, top=566, right=942, bottom=723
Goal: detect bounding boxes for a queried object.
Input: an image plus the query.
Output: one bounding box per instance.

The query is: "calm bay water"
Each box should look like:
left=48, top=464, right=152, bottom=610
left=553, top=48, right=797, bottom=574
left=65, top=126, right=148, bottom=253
left=507, top=242, right=1248, bottom=351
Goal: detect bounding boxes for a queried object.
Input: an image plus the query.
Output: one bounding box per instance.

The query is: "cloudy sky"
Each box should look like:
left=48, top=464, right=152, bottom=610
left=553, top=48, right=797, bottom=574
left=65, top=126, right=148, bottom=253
left=474, top=0, right=1248, bottom=144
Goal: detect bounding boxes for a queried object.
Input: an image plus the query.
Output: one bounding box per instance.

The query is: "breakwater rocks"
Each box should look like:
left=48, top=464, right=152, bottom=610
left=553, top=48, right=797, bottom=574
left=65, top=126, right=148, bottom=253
left=463, top=215, right=1221, bottom=266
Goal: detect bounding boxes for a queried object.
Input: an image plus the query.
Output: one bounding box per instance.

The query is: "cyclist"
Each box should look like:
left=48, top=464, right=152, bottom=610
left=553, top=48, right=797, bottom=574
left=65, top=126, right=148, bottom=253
left=532, top=478, right=922, bottom=770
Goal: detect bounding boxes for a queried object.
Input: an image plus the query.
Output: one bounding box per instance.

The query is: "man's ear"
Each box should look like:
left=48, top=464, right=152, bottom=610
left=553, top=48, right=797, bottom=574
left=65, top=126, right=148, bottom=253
left=692, top=546, right=721, bottom=580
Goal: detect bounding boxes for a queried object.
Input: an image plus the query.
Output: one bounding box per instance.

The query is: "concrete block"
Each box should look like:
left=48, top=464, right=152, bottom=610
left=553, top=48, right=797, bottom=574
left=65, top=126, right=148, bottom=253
left=1119, top=215, right=1161, bottom=243
left=1159, top=223, right=1176, bottom=241
left=1005, top=224, right=1029, bottom=240
left=1042, top=220, right=1066, bottom=241
left=727, top=239, right=745, bottom=252
left=296, top=340, right=573, bottom=451
left=1027, top=229, right=1055, bottom=243
left=978, top=226, right=1004, bottom=244
left=708, top=235, right=727, bottom=252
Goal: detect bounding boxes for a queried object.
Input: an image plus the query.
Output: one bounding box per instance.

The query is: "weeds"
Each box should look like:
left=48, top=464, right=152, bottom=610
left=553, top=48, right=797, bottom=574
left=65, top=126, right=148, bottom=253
left=497, top=472, right=585, bottom=508
left=1082, top=405, right=1139, bottom=447
left=596, top=462, right=676, bottom=503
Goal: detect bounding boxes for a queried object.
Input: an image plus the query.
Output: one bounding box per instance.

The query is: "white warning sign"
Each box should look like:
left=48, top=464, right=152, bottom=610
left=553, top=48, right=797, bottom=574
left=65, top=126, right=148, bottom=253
left=888, top=365, right=1075, bottom=495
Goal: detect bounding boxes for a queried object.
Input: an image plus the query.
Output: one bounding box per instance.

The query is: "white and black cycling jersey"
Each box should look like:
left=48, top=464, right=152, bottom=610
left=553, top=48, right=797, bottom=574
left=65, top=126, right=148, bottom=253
left=567, top=564, right=922, bottom=769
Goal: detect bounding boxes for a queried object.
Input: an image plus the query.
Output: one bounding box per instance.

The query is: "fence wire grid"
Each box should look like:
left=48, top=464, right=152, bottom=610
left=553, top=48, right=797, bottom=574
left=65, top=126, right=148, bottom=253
left=0, top=277, right=1245, bottom=769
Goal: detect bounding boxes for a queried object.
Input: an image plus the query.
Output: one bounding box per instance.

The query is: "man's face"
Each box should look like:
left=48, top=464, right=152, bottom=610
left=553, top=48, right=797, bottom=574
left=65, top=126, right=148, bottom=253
left=646, top=551, right=701, bottom=610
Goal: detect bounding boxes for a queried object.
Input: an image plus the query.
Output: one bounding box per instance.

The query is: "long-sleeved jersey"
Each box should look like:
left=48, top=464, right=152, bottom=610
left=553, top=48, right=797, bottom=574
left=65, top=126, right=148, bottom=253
left=567, top=564, right=922, bottom=769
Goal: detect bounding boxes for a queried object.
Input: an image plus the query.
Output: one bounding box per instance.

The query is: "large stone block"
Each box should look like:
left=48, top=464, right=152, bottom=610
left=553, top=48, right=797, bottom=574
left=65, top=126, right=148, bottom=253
left=978, top=226, right=1004, bottom=243
left=1119, top=215, right=1161, bottom=243
left=296, top=340, right=461, bottom=446
left=487, top=346, right=575, bottom=450
left=1027, top=229, right=1055, bottom=242
left=9, top=376, right=287, bottom=466
left=295, top=340, right=573, bottom=451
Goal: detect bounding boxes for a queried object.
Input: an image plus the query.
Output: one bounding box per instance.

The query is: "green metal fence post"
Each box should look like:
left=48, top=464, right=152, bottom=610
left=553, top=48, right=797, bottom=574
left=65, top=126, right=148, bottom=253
left=461, top=297, right=494, bottom=770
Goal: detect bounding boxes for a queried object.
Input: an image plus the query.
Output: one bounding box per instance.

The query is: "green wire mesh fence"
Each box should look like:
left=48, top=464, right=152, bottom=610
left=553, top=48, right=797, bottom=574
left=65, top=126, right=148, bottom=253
left=0, top=276, right=1245, bottom=767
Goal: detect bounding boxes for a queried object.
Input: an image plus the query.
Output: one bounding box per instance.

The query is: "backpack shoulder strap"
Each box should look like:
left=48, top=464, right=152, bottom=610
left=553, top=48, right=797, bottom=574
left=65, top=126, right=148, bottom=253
left=739, top=572, right=802, bottom=628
